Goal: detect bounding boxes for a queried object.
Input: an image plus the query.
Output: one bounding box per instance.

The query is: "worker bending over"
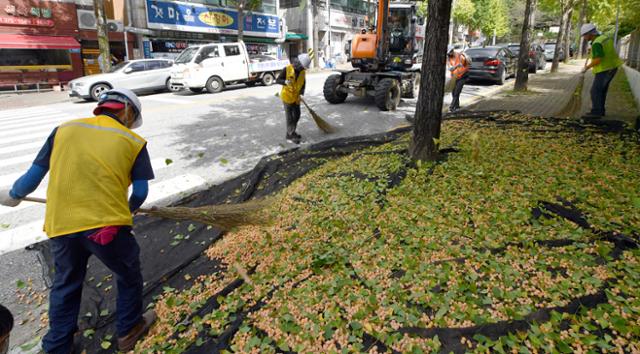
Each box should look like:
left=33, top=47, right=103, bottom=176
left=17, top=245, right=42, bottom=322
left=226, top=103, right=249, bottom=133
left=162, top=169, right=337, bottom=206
left=447, top=45, right=471, bottom=112
left=580, top=23, right=623, bottom=119
left=277, top=54, right=311, bottom=144
left=0, top=88, right=156, bottom=354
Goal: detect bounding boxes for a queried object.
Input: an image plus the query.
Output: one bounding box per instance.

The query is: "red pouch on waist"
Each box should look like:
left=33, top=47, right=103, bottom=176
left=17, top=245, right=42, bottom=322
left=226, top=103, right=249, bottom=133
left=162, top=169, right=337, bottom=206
left=87, top=226, right=119, bottom=246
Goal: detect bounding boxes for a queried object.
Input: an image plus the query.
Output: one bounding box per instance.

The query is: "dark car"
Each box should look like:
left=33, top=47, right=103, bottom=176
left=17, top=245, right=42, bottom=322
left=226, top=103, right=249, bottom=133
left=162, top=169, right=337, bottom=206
left=544, top=42, right=565, bottom=61
left=465, top=46, right=517, bottom=85
left=506, top=43, right=546, bottom=73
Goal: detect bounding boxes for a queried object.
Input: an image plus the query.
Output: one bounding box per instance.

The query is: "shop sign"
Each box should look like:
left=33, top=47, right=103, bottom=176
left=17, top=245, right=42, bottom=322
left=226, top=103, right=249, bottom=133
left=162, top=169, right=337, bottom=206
left=329, top=11, right=365, bottom=29
left=4, top=5, right=53, bottom=18
left=143, top=41, right=152, bottom=58
left=0, top=16, right=54, bottom=27
left=146, top=0, right=280, bottom=38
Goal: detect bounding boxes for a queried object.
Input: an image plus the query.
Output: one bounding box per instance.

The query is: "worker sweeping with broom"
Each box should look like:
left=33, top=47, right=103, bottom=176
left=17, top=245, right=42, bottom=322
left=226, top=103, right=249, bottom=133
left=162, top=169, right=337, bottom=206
left=580, top=23, right=623, bottom=120
left=0, top=88, right=156, bottom=354
left=277, top=53, right=312, bottom=144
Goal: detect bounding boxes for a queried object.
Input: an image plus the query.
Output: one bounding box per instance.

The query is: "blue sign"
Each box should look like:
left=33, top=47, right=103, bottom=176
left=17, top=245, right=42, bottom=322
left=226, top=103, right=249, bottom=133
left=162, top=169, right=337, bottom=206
left=146, top=0, right=280, bottom=38
left=142, top=41, right=152, bottom=58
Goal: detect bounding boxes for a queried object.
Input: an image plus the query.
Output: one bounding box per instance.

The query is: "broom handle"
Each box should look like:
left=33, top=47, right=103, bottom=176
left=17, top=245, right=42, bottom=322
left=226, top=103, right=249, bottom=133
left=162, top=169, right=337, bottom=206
left=22, top=196, right=47, bottom=204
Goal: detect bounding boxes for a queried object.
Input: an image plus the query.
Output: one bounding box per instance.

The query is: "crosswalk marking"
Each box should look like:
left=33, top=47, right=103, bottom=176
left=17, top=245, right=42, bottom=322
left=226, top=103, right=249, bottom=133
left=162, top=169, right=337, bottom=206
left=0, top=106, right=210, bottom=255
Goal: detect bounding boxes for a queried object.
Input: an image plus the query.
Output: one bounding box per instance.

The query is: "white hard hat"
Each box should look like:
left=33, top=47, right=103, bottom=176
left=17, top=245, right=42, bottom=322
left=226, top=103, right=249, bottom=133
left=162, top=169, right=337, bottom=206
left=447, top=45, right=455, bottom=53
left=297, top=53, right=311, bottom=69
left=580, top=23, right=597, bottom=36
left=94, top=87, right=143, bottom=129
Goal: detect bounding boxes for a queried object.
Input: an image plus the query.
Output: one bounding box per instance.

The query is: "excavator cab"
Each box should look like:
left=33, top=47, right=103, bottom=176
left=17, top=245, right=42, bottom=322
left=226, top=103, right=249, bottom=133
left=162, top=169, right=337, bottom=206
left=350, top=2, right=422, bottom=71
left=323, top=1, right=425, bottom=111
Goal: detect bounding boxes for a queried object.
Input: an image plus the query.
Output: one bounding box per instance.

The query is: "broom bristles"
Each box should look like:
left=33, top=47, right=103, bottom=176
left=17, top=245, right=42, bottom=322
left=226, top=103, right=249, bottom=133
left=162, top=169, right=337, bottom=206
left=300, top=98, right=336, bottom=134
left=556, top=73, right=585, bottom=118
left=139, top=198, right=271, bottom=230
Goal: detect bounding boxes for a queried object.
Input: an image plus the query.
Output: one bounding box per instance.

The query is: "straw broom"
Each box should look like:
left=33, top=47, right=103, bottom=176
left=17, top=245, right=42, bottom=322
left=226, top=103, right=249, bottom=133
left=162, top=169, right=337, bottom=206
left=300, top=97, right=337, bottom=134
left=23, top=197, right=271, bottom=231
left=556, top=73, right=585, bottom=118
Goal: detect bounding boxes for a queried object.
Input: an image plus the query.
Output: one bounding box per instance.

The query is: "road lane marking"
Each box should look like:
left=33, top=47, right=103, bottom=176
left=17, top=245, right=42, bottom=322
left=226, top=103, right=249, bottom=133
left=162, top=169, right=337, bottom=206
left=0, top=124, right=55, bottom=138
left=0, top=141, right=43, bottom=156
left=143, top=96, right=191, bottom=105
left=1, top=116, right=67, bottom=131
left=0, top=153, right=35, bottom=168
left=1, top=130, right=51, bottom=145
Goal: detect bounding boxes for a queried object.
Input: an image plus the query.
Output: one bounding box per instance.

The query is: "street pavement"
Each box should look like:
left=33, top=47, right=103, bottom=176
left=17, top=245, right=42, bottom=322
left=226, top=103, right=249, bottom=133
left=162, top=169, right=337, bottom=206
left=0, top=68, right=530, bottom=352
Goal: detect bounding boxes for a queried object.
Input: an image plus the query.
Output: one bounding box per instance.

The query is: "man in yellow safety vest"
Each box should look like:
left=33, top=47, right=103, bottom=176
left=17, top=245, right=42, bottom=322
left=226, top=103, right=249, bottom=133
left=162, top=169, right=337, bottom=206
left=277, top=53, right=311, bottom=144
left=580, top=23, right=623, bottom=119
left=0, top=88, right=156, bottom=353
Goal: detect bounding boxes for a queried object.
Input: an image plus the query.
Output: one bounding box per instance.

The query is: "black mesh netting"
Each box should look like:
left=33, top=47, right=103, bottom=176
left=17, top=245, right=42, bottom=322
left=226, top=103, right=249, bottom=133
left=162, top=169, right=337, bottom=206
left=27, top=112, right=639, bottom=353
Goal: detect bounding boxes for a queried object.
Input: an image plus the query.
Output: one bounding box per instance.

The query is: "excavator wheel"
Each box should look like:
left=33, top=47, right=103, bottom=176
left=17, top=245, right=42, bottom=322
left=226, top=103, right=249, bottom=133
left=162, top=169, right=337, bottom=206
left=403, top=73, right=421, bottom=99
left=323, top=74, right=348, bottom=104
left=375, top=78, right=401, bottom=111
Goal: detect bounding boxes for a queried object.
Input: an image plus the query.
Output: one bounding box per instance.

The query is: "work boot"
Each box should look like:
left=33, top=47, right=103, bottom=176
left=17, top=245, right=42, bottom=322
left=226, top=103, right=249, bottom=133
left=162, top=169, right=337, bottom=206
left=286, top=132, right=301, bottom=144
left=581, top=112, right=603, bottom=120
left=117, top=309, right=156, bottom=352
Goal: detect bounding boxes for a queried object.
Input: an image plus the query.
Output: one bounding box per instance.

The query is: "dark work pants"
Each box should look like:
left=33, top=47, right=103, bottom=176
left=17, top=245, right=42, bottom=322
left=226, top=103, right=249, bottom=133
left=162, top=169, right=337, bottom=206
left=42, top=227, right=143, bottom=354
left=283, top=103, right=301, bottom=135
left=450, top=73, right=468, bottom=110
left=589, top=68, right=617, bottom=117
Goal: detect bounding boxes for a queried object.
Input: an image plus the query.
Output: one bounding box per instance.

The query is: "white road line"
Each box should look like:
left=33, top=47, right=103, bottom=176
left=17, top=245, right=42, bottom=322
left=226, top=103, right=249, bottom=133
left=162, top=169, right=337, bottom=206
left=1, top=130, right=51, bottom=145
left=143, top=96, right=191, bottom=105
left=0, top=141, right=43, bottom=155
left=0, top=153, right=34, bottom=168
left=0, top=110, right=62, bottom=122
left=0, top=124, right=54, bottom=138
left=0, top=116, right=67, bottom=130
left=0, top=221, right=47, bottom=256
left=0, top=173, right=206, bottom=254
left=0, top=172, right=22, bottom=187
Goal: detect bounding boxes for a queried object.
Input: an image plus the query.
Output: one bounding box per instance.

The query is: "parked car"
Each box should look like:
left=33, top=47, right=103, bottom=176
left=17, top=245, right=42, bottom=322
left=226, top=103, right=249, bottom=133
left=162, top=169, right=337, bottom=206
left=465, top=46, right=517, bottom=85
left=69, top=59, right=175, bottom=101
left=170, top=42, right=289, bottom=93
left=544, top=42, right=565, bottom=61
left=506, top=43, right=546, bottom=73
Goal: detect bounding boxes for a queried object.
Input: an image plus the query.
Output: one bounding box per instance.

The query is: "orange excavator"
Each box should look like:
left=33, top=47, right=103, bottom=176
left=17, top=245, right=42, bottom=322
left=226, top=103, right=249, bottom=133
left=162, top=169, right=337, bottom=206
left=323, top=1, right=424, bottom=111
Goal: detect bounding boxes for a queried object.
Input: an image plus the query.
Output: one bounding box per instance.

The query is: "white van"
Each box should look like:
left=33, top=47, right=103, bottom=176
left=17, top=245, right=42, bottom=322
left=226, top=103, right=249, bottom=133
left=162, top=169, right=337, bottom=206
left=170, top=42, right=289, bottom=93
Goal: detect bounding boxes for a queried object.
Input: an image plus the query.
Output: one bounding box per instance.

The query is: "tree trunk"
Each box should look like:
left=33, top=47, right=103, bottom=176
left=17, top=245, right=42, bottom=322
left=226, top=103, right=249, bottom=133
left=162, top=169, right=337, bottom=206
left=410, top=0, right=452, bottom=162
left=237, top=4, right=244, bottom=42
left=563, top=7, right=573, bottom=63
left=94, top=0, right=111, bottom=73
left=576, top=0, right=587, bottom=59
left=514, top=0, right=536, bottom=91
left=551, top=1, right=571, bottom=73
left=312, top=0, right=320, bottom=68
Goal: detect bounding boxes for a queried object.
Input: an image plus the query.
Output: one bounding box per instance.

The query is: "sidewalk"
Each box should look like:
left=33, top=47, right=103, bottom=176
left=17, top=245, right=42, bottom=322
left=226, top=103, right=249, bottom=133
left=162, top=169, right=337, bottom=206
left=469, top=61, right=639, bottom=123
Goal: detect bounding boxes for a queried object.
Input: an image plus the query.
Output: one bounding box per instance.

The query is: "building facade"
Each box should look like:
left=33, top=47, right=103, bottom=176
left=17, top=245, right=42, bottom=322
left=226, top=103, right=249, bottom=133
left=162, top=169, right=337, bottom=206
left=280, top=0, right=372, bottom=65
left=0, top=0, right=83, bottom=87
left=133, top=0, right=285, bottom=59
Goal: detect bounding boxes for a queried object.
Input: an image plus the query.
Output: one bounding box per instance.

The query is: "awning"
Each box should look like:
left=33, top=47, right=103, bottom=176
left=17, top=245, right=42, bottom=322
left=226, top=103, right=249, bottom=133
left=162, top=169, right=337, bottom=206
left=244, top=36, right=277, bottom=44
left=285, top=32, right=308, bottom=40
left=0, top=34, right=80, bottom=50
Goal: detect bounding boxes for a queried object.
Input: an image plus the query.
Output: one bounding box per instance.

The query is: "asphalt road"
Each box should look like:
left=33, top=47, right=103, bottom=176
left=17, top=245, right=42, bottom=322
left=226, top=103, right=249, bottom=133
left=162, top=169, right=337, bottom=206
left=0, top=69, right=524, bottom=352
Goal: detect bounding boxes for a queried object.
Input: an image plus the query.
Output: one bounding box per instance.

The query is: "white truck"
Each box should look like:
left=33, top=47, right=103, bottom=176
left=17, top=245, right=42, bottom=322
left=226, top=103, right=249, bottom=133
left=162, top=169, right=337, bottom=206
left=170, top=42, right=289, bottom=93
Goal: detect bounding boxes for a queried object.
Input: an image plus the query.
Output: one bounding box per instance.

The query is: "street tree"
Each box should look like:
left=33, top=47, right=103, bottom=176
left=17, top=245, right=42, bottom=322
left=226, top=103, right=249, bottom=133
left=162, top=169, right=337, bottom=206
left=576, top=0, right=588, bottom=59
left=514, top=0, right=537, bottom=91
left=472, top=0, right=510, bottom=44
left=312, top=0, right=320, bottom=68
left=452, top=0, right=476, bottom=33
left=235, top=0, right=263, bottom=42
left=93, top=0, right=111, bottom=73
left=410, top=0, right=453, bottom=161
left=547, top=0, right=576, bottom=72
left=562, top=6, right=573, bottom=63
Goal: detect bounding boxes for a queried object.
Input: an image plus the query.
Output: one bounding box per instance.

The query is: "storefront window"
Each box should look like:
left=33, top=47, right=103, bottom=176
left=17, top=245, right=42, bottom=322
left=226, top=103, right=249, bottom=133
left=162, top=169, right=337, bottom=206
left=0, top=49, right=71, bottom=67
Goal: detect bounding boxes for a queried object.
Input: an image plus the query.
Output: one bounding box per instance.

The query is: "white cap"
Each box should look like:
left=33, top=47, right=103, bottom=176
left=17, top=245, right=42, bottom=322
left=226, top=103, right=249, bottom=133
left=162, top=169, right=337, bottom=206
left=297, top=53, right=311, bottom=69
left=447, top=45, right=455, bottom=54
left=580, top=23, right=597, bottom=36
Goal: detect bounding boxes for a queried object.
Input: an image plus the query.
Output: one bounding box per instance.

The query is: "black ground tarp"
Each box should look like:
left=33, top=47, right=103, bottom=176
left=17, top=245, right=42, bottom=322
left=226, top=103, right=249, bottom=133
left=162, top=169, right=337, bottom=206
left=29, top=126, right=412, bottom=353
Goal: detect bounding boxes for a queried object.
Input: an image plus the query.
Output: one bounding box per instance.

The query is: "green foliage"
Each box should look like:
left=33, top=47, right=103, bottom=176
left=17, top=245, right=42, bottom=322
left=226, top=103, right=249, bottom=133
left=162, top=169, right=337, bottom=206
left=452, top=0, right=476, bottom=27
left=471, top=0, right=511, bottom=38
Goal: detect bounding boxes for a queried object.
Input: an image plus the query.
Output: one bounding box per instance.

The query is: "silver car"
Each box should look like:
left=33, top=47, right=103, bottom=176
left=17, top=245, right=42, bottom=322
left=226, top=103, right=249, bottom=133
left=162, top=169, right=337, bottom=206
left=69, top=59, right=176, bottom=101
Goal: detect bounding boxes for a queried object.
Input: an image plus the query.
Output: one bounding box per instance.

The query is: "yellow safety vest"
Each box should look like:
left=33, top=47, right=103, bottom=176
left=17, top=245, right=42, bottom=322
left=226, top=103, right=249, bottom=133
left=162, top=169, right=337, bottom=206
left=280, top=64, right=305, bottom=105
left=44, top=115, right=146, bottom=238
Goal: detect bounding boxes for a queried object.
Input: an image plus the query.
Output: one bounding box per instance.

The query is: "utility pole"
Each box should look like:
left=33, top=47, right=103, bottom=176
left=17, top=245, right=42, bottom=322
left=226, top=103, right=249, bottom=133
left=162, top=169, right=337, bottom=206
left=327, top=0, right=332, bottom=59
left=94, top=0, right=111, bottom=73
left=124, top=0, right=131, bottom=60
left=613, top=0, right=620, bottom=51
left=306, top=0, right=315, bottom=67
